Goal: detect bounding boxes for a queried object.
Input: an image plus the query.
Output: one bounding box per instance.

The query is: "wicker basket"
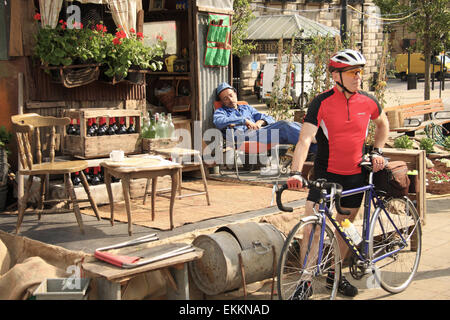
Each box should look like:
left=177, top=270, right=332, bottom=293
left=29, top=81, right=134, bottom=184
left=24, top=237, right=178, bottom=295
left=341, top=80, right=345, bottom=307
left=43, top=64, right=101, bottom=88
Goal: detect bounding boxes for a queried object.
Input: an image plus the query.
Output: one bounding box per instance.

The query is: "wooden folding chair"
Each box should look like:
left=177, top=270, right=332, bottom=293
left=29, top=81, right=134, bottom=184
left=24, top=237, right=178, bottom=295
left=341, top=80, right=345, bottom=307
left=12, top=113, right=101, bottom=234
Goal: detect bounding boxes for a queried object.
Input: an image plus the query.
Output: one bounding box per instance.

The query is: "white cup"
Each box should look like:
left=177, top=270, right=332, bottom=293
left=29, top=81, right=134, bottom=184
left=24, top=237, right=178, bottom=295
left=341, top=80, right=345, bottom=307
left=109, top=150, right=124, bottom=162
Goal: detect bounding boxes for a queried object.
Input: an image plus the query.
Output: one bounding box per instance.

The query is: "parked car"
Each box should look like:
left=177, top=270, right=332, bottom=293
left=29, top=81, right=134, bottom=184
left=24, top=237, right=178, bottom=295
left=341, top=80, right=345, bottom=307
left=259, top=62, right=313, bottom=108
left=394, top=52, right=450, bottom=81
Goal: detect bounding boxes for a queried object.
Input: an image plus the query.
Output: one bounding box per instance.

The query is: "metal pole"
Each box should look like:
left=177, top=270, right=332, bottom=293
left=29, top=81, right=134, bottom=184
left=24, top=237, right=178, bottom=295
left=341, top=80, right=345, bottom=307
left=341, top=0, right=348, bottom=44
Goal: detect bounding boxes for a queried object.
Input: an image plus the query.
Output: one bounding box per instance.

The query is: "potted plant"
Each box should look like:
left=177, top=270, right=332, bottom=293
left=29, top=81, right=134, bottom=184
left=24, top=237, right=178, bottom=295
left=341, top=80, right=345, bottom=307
left=0, top=126, right=12, bottom=211
left=102, top=27, right=165, bottom=83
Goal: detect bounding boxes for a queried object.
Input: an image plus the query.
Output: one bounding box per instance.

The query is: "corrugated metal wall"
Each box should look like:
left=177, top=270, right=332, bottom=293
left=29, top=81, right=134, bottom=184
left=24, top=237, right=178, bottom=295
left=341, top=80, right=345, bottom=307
left=196, top=12, right=229, bottom=133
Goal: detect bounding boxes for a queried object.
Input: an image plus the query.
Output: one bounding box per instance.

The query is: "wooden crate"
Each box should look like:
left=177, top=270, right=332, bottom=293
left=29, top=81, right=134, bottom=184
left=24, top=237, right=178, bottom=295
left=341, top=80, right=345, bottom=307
left=62, top=108, right=142, bottom=159
left=382, top=148, right=427, bottom=225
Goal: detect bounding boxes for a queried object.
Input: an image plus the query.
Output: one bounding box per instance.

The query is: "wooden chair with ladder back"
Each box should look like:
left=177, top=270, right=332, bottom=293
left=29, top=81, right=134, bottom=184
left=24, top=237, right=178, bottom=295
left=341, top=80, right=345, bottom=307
left=212, top=101, right=293, bottom=180
left=12, top=113, right=101, bottom=234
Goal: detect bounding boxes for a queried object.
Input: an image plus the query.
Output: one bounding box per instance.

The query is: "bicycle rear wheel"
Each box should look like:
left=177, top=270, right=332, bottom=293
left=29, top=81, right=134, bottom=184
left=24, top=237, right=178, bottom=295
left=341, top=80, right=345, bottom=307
left=369, top=197, right=422, bottom=293
left=277, top=217, right=341, bottom=300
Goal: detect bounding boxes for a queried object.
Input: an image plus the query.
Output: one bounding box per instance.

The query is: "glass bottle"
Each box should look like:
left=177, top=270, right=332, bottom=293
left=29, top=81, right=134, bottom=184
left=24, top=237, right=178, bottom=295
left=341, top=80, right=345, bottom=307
left=84, top=168, right=93, bottom=185
left=127, top=116, right=136, bottom=134
left=66, top=119, right=76, bottom=135
left=87, top=118, right=97, bottom=136
left=112, top=117, right=119, bottom=133
left=167, top=113, right=175, bottom=138
left=118, top=117, right=128, bottom=134
left=91, top=118, right=99, bottom=134
left=97, top=117, right=108, bottom=136
left=91, top=167, right=101, bottom=185
left=75, top=119, right=80, bottom=135
left=72, top=171, right=81, bottom=186
left=107, top=118, right=116, bottom=135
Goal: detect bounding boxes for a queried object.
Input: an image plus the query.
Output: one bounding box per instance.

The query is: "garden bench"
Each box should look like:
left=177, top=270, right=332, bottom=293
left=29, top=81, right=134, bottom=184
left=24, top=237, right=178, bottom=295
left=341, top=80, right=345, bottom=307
left=384, top=98, right=450, bottom=136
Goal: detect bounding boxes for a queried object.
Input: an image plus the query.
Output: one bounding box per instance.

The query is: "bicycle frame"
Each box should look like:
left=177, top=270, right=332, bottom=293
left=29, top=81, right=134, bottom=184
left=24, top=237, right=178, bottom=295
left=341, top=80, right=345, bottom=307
left=312, top=177, right=409, bottom=274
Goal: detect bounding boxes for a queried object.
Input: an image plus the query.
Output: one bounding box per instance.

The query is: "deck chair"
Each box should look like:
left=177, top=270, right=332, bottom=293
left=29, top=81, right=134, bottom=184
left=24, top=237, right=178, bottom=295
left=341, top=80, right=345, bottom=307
left=213, top=101, right=292, bottom=180
left=12, top=113, right=101, bottom=234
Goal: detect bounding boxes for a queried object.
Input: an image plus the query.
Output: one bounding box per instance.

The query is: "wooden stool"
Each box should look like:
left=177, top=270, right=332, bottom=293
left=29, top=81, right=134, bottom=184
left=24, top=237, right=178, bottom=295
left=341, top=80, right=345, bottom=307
left=146, top=147, right=210, bottom=205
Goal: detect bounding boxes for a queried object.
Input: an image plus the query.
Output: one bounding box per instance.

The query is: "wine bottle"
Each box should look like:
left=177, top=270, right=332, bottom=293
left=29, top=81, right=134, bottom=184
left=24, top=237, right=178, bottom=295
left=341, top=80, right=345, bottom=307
left=66, top=119, right=76, bottom=135
left=127, top=116, right=136, bottom=134
left=91, top=167, right=101, bottom=185
left=112, top=117, right=119, bottom=132
left=84, top=168, right=92, bottom=185
left=87, top=118, right=97, bottom=136
left=107, top=118, right=116, bottom=135
left=97, top=117, right=107, bottom=136
left=167, top=113, right=175, bottom=138
left=75, top=118, right=80, bottom=135
left=118, top=117, right=128, bottom=134
left=72, top=171, right=81, bottom=186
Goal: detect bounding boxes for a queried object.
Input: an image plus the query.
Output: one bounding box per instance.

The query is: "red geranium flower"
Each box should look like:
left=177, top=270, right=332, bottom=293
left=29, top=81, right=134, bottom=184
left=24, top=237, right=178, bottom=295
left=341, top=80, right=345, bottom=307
left=112, top=37, right=122, bottom=45
left=130, top=28, right=136, bottom=33
left=137, top=32, right=144, bottom=39
left=115, top=30, right=127, bottom=39
left=34, top=13, right=41, bottom=21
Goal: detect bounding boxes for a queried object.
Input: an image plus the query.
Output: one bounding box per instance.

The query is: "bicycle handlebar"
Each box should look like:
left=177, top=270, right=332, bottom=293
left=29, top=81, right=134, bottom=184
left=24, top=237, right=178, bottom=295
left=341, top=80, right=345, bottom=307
left=276, top=179, right=351, bottom=215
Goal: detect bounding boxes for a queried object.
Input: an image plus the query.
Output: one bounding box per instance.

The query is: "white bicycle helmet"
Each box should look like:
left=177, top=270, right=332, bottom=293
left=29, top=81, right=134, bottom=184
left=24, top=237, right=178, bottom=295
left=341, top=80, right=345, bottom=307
left=329, top=49, right=366, bottom=71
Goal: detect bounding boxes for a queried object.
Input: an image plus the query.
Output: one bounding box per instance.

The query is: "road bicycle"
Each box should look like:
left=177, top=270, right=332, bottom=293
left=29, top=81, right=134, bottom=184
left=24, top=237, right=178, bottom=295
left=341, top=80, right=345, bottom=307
left=275, top=155, right=422, bottom=300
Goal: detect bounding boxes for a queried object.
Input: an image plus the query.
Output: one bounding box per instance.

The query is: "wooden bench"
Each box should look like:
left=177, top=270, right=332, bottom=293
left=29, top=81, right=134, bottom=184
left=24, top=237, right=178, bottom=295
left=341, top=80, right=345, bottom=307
left=384, top=98, right=450, bottom=136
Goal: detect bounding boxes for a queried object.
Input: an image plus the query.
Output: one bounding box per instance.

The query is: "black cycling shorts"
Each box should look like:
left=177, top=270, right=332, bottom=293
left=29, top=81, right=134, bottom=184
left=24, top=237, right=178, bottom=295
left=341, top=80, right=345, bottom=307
left=307, top=167, right=366, bottom=209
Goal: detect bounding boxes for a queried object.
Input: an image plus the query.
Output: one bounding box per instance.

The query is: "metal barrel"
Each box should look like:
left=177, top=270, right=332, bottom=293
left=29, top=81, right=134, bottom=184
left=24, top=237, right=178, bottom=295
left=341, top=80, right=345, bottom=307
left=189, top=222, right=285, bottom=295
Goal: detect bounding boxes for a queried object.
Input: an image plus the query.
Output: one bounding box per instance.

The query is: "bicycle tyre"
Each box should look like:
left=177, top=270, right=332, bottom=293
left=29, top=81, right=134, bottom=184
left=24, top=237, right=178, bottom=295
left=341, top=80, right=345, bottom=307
left=368, top=197, right=422, bottom=293
left=277, top=217, right=341, bottom=300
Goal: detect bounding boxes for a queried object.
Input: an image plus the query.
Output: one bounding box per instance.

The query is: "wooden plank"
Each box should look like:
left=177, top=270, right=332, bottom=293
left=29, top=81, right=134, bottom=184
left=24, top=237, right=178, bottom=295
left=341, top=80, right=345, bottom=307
left=26, top=101, right=68, bottom=109
left=384, top=99, right=443, bottom=112
left=82, top=250, right=203, bottom=282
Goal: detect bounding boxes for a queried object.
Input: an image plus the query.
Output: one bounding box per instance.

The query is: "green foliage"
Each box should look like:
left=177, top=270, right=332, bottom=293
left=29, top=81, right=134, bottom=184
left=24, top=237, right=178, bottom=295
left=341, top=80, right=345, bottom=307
left=394, top=135, right=414, bottom=149
left=302, top=34, right=340, bottom=104
left=0, top=126, right=12, bottom=154
left=33, top=18, right=164, bottom=80
left=419, top=137, right=435, bottom=154
left=443, top=136, right=450, bottom=151
left=232, top=0, right=256, bottom=57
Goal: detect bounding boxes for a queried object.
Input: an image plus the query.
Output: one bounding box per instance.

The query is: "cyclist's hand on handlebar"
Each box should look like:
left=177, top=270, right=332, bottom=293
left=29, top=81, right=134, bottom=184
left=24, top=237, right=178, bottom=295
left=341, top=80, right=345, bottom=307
left=287, top=171, right=306, bottom=190
left=370, top=149, right=386, bottom=173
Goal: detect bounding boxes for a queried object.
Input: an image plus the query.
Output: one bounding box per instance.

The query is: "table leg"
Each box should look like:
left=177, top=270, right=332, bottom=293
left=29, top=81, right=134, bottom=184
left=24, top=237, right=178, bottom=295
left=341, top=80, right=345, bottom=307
left=196, top=153, right=211, bottom=205
left=151, top=177, right=157, bottom=221
left=143, top=178, right=151, bottom=205
left=121, top=176, right=132, bottom=236
left=177, top=155, right=182, bottom=195
left=104, top=169, right=114, bottom=226
left=80, top=170, right=101, bottom=221
left=170, top=170, right=178, bottom=230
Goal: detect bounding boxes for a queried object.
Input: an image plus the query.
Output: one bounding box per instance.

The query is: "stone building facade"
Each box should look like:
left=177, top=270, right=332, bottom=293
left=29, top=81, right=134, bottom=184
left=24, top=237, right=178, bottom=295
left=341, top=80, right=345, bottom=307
left=239, top=0, right=385, bottom=95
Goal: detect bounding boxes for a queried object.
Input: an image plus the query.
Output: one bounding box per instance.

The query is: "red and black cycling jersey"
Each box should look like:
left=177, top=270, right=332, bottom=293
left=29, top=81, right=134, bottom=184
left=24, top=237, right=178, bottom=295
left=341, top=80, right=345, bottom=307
left=304, top=86, right=382, bottom=175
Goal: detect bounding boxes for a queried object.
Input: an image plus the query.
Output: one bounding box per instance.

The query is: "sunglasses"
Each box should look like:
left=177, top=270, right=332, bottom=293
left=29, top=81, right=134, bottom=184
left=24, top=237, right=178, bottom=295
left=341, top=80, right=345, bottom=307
left=342, top=69, right=363, bottom=77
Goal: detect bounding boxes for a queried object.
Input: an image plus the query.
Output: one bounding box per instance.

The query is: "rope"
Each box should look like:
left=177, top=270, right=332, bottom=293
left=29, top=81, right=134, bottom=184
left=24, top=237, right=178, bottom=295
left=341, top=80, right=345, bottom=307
left=424, top=123, right=449, bottom=147
left=347, top=4, right=417, bottom=22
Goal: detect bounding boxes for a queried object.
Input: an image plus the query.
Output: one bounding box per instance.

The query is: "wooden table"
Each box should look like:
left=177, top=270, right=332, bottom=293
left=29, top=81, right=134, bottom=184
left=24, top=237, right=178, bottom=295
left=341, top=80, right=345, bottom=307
left=82, top=247, right=203, bottom=300
left=100, top=157, right=182, bottom=235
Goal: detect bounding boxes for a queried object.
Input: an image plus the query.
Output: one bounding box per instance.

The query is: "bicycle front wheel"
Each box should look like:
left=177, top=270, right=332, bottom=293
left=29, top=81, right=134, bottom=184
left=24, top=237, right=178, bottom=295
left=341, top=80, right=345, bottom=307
left=277, top=217, right=341, bottom=300
left=369, top=197, right=422, bottom=293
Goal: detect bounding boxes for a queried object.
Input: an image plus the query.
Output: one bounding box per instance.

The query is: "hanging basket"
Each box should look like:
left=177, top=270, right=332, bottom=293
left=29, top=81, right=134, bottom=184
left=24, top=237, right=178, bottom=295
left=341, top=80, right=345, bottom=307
left=42, top=64, right=101, bottom=88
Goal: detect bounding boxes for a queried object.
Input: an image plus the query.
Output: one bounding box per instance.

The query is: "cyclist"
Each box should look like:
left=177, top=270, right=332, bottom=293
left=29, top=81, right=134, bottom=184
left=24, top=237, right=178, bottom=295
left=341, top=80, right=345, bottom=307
left=287, top=49, right=390, bottom=297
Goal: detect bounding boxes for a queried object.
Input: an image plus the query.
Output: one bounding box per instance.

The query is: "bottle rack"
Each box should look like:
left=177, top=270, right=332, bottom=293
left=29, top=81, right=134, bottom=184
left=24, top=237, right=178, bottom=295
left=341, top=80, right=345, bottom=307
left=62, top=108, right=142, bottom=159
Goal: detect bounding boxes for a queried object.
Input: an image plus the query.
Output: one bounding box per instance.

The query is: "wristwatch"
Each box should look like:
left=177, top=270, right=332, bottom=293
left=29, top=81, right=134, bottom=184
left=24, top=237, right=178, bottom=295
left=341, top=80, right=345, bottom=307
left=371, top=148, right=383, bottom=156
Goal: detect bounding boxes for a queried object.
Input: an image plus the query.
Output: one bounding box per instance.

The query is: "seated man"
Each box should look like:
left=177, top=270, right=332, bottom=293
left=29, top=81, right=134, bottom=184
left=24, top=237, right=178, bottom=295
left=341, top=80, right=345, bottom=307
left=213, top=82, right=304, bottom=146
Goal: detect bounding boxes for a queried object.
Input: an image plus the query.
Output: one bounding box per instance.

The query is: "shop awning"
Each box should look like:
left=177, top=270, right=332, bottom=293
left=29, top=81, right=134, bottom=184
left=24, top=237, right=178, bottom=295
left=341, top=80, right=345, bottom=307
left=246, top=14, right=339, bottom=41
